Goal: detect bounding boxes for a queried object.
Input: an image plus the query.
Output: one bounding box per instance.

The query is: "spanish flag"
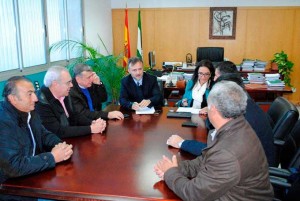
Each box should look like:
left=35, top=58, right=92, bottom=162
left=123, top=8, right=131, bottom=68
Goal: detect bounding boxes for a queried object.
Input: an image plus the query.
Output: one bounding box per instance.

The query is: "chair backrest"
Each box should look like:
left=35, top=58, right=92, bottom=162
left=267, top=97, right=299, bottom=141
left=196, top=47, right=224, bottom=63
left=280, top=120, right=300, bottom=169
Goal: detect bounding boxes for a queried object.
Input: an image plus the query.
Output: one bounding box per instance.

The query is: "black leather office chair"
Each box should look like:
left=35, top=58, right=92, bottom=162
left=270, top=148, right=300, bottom=201
left=267, top=97, right=299, bottom=167
left=276, top=120, right=300, bottom=169
left=267, top=97, right=299, bottom=142
left=196, top=47, right=224, bottom=64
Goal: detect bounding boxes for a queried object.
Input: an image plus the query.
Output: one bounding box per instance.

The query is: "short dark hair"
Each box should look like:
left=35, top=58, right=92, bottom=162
left=128, top=57, right=143, bottom=68
left=73, top=63, right=93, bottom=77
left=215, top=73, right=245, bottom=89
left=2, top=76, right=32, bottom=101
left=216, top=61, right=238, bottom=75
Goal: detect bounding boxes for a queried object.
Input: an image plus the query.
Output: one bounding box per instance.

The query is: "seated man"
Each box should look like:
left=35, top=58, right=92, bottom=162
left=119, top=57, right=163, bottom=110
left=36, top=66, right=106, bottom=138
left=70, top=63, right=124, bottom=120
left=154, top=81, right=273, bottom=201
left=0, top=76, right=73, bottom=200
left=168, top=61, right=275, bottom=167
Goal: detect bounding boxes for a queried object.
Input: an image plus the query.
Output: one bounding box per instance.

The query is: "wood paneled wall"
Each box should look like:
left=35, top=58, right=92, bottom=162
left=112, top=7, right=300, bottom=104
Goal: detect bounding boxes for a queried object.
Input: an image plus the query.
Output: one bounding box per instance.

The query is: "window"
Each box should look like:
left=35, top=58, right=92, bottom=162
left=0, top=0, right=83, bottom=73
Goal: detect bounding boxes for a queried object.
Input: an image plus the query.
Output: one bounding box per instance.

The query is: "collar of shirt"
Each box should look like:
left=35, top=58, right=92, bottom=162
left=133, top=78, right=143, bottom=86
left=210, top=129, right=217, bottom=141
left=78, top=84, right=87, bottom=89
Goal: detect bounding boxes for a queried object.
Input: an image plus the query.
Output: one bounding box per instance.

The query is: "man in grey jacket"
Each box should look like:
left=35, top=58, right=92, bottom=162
left=154, top=81, right=273, bottom=201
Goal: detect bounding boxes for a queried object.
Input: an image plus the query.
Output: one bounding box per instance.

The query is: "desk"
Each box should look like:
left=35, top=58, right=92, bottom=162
left=163, top=82, right=292, bottom=107
left=0, top=106, right=207, bottom=200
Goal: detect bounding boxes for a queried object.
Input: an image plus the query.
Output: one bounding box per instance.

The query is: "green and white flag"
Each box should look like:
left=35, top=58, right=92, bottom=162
left=137, top=9, right=143, bottom=60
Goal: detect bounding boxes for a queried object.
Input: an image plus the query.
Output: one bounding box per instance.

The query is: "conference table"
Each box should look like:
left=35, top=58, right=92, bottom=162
left=0, top=106, right=207, bottom=200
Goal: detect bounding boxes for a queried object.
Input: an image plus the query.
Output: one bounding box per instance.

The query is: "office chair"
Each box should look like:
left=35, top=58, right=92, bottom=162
left=196, top=47, right=224, bottom=64
left=267, top=97, right=299, bottom=167
left=267, top=97, right=299, bottom=142
left=270, top=148, right=300, bottom=201
left=157, top=79, right=168, bottom=106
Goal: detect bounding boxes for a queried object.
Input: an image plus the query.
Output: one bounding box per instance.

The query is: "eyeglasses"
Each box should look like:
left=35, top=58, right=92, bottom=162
left=198, top=72, right=211, bottom=77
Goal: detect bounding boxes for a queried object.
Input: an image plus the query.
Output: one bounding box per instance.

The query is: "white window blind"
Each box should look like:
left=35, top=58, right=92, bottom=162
left=0, top=0, right=83, bottom=73
left=0, top=0, right=19, bottom=71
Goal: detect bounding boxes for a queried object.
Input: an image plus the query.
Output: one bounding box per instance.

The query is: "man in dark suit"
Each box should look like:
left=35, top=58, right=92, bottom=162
left=119, top=57, right=163, bottom=110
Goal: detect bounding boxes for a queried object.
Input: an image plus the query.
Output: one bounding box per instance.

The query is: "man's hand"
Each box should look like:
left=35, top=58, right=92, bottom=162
left=91, top=72, right=101, bottom=85
left=139, top=99, right=151, bottom=108
left=132, top=102, right=140, bottom=111
left=200, top=106, right=208, bottom=115
left=108, top=111, right=124, bottom=120
left=166, top=135, right=184, bottom=148
left=91, top=118, right=106, bottom=133
left=154, top=155, right=178, bottom=180
left=51, top=142, right=73, bottom=163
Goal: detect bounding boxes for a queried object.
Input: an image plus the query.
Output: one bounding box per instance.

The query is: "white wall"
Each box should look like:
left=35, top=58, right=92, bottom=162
left=111, top=0, right=300, bottom=8
left=83, top=0, right=113, bottom=55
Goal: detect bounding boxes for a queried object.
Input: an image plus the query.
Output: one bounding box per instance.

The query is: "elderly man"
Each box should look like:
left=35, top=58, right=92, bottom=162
left=36, top=66, right=106, bottom=138
left=154, top=81, right=273, bottom=201
left=70, top=63, right=124, bottom=120
left=167, top=61, right=275, bottom=167
left=119, top=57, right=163, bottom=110
left=0, top=76, right=73, bottom=200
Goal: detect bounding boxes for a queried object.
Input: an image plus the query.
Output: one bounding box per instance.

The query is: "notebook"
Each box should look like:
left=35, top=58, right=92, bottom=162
left=167, top=111, right=192, bottom=118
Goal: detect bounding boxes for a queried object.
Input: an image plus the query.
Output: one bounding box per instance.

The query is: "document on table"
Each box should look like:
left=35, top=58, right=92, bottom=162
left=176, top=107, right=201, bottom=114
left=136, top=107, right=155, bottom=114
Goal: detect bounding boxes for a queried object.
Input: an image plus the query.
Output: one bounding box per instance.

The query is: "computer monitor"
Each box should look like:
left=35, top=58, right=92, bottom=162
left=149, top=51, right=156, bottom=69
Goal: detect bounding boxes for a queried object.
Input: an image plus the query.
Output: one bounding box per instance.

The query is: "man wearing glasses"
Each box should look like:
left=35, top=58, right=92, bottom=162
left=36, top=66, right=106, bottom=138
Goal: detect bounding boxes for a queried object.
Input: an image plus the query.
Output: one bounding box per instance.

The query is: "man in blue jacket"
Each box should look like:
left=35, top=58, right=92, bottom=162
left=0, top=76, right=73, bottom=200
left=119, top=57, right=163, bottom=110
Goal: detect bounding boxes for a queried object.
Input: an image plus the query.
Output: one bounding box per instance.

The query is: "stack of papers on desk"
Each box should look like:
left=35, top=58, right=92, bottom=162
left=136, top=107, right=155, bottom=114
left=177, top=107, right=201, bottom=114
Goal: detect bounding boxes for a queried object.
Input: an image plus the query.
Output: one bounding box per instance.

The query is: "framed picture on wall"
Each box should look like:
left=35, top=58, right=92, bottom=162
left=209, top=7, right=237, bottom=40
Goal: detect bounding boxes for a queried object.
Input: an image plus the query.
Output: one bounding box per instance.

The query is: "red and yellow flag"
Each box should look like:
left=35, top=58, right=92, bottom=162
left=123, top=8, right=131, bottom=68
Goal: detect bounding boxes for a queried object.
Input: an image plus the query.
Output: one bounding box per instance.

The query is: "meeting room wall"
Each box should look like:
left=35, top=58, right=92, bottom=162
left=111, top=6, right=300, bottom=104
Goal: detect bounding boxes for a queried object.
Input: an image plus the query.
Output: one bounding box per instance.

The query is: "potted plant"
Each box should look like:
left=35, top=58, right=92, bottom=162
left=271, top=51, right=294, bottom=87
left=49, top=36, right=126, bottom=104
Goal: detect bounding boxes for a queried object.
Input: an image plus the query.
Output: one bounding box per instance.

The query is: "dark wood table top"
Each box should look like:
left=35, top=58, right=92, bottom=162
left=0, top=106, right=207, bottom=200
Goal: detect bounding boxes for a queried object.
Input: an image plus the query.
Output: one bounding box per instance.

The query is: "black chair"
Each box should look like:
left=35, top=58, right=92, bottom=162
left=270, top=148, right=300, bottom=201
left=267, top=97, right=299, bottom=142
left=267, top=97, right=299, bottom=167
left=196, top=47, right=224, bottom=65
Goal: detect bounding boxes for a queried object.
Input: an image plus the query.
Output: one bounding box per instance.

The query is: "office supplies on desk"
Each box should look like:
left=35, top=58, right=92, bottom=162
left=182, top=121, right=198, bottom=127
left=177, top=107, right=201, bottom=114
left=167, top=111, right=192, bottom=118
left=136, top=107, right=155, bottom=114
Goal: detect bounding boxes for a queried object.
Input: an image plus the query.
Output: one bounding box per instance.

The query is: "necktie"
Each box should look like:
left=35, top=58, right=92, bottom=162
left=27, top=113, right=36, bottom=156
left=59, top=97, right=69, bottom=117
left=136, top=81, right=143, bottom=101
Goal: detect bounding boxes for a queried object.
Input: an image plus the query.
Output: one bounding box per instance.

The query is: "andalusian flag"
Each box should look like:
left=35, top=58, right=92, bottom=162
left=136, top=8, right=143, bottom=60
left=123, top=8, right=131, bottom=68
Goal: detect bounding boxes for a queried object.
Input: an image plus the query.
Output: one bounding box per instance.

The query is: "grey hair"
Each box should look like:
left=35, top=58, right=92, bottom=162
left=208, top=81, right=247, bottom=119
left=73, top=63, right=92, bottom=77
left=128, top=57, right=143, bottom=69
left=44, top=66, right=68, bottom=87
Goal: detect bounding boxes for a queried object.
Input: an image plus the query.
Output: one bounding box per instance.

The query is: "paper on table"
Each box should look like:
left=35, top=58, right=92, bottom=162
left=176, top=107, right=201, bottom=114
left=136, top=107, right=155, bottom=114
